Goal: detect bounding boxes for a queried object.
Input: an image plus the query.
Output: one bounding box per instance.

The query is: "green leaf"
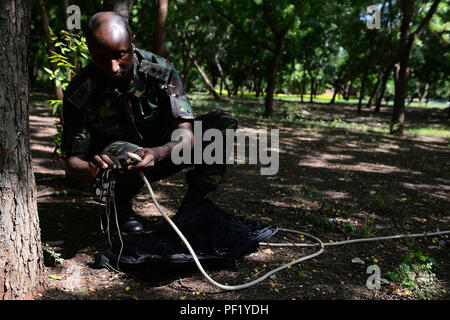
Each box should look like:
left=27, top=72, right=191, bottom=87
left=48, top=274, right=62, bottom=280
left=43, top=67, right=54, bottom=75
left=386, top=271, right=398, bottom=282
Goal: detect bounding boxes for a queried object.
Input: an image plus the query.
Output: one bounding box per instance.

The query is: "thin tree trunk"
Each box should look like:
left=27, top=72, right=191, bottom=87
left=300, top=70, right=306, bottom=103
left=358, top=69, right=368, bottom=114
left=0, top=0, right=44, bottom=300
left=330, top=69, right=344, bottom=105
left=37, top=0, right=64, bottom=124
left=187, top=50, right=220, bottom=99
left=152, top=0, right=169, bottom=58
left=330, top=86, right=339, bottom=105
left=308, top=70, right=315, bottom=103
left=367, top=76, right=380, bottom=108
left=255, top=74, right=262, bottom=98
left=343, top=80, right=352, bottom=100
left=215, top=52, right=232, bottom=97
left=419, top=83, right=429, bottom=105
left=375, top=67, right=391, bottom=112
left=104, top=0, right=135, bottom=21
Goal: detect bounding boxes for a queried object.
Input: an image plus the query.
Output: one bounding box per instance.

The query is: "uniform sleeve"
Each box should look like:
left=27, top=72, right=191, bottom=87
left=61, top=84, right=91, bottom=156
left=166, top=66, right=195, bottom=120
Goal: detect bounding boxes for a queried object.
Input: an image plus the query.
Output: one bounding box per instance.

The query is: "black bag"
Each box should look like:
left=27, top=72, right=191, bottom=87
left=94, top=199, right=278, bottom=274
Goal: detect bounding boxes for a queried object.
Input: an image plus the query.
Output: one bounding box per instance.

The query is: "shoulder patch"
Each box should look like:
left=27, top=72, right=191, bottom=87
left=64, top=64, right=96, bottom=109
left=66, top=77, right=93, bottom=109
left=139, top=60, right=171, bottom=83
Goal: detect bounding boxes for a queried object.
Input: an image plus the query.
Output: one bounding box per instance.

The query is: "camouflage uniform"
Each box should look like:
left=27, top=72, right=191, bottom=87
left=62, top=48, right=237, bottom=210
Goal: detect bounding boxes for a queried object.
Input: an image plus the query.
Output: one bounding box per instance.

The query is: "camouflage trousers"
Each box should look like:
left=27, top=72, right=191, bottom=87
left=113, top=111, right=238, bottom=210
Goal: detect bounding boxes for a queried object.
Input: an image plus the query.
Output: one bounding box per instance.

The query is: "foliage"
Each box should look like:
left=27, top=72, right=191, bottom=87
left=41, top=28, right=89, bottom=157
left=44, top=29, right=89, bottom=115
left=29, top=0, right=448, bottom=135
left=386, top=251, right=439, bottom=299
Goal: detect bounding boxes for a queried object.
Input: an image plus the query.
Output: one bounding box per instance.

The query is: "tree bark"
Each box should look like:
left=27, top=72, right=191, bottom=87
left=264, top=39, right=284, bottom=117
left=152, top=0, right=169, bottom=58
left=0, top=0, right=44, bottom=300
left=391, top=0, right=441, bottom=134
left=37, top=0, right=64, bottom=124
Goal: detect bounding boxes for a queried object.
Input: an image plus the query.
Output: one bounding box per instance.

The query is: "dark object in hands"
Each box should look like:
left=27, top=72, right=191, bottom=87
left=101, top=140, right=143, bottom=168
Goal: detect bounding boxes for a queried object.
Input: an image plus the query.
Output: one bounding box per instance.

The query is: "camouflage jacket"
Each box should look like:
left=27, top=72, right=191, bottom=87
left=61, top=48, right=194, bottom=158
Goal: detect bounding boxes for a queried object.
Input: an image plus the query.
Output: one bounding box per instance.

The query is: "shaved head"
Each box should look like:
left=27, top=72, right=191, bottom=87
left=87, top=11, right=132, bottom=46
left=86, top=12, right=135, bottom=83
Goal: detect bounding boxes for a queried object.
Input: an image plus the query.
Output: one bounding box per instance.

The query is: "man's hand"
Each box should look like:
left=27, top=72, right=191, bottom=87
left=92, top=153, right=122, bottom=170
left=126, top=148, right=158, bottom=171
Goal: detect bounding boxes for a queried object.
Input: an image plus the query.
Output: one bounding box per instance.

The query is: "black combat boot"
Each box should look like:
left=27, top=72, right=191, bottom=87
left=117, top=206, right=144, bottom=234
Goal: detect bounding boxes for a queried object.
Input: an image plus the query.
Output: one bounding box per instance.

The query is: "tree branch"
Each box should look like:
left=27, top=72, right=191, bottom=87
left=411, top=0, right=441, bottom=40
left=214, top=6, right=275, bottom=53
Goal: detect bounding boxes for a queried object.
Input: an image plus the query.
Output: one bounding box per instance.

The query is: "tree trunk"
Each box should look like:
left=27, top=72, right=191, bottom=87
left=255, top=74, right=262, bottom=98
left=214, top=52, right=232, bottom=97
left=264, top=40, right=284, bottom=117
left=330, top=69, right=344, bottom=105
left=343, top=80, right=352, bottom=100
left=392, top=60, right=411, bottom=134
left=262, top=0, right=295, bottom=117
left=330, top=86, right=339, bottom=105
left=419, top=83, right=429, bottom=105
left=358, top=69, right=368, bottom=114
left=187, top=50, right=220, bottom=99
left=391, top=0, right=441, bottom=134
left=104, top=0, right=135, bottom=21
left=367, top=76, right=380, bottom=108
left=300, top=70, right=306, bottom=103
left=375, top=67, right=391, bottom=112
left=391, top=0, right=414, bottom=135
left=308, top=70, right=315, bottom=103
left=0, top=0, right=44, bottom=300
left=37, top=0, right=64, bottom=124
left=152, top=0, right=169, bottom=58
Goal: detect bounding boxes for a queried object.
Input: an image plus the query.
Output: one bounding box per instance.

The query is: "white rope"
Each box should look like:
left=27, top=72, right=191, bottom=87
left=261, top=228, right=450, bottom=248
left=127, top=152, right=450, bottom=291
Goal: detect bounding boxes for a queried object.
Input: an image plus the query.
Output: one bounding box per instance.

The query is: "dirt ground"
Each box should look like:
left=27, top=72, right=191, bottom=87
left=30, top=93, right=449, bottom=300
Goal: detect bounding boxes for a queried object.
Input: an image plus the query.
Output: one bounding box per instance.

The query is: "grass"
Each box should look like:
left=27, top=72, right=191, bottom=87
left=405, top=126, right=450, bottom=138
left=209, top=90, right=449, bottom=110
left=188, top=93, right=449, bottom=139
